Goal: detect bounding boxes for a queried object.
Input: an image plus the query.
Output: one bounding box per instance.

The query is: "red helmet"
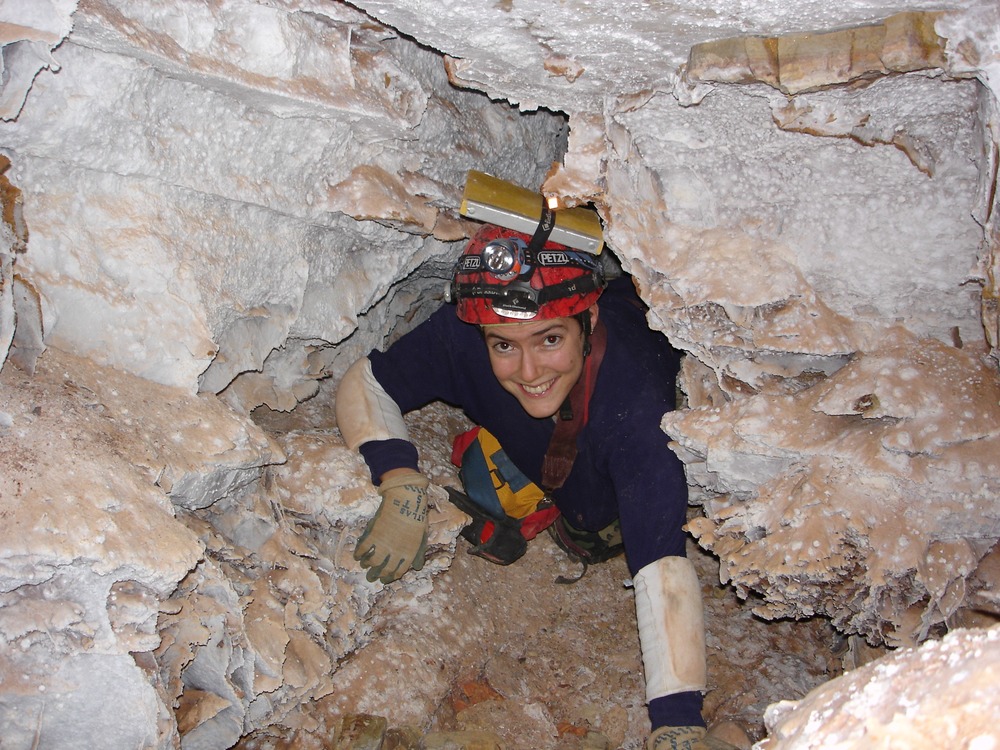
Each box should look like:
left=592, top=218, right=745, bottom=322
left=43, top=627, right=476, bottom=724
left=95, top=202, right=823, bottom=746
left=448, top=224, right=605, bottom=324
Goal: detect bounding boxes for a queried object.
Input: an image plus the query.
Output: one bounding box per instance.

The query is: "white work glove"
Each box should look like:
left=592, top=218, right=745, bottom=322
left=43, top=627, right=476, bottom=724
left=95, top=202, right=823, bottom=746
left=647, top=726, right=743, bottom=750
left=353, top=471, right=430, bottom=584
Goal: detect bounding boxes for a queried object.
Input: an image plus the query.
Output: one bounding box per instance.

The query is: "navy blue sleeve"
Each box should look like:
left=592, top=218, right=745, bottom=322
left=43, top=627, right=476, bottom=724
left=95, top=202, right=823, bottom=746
left=367, top=303, right=513, bottom=412
left=353, top=306, right=465, bottom=481
left=607, top=287, right=688, bottom=572
left=358, top=438, right=420, bottom=483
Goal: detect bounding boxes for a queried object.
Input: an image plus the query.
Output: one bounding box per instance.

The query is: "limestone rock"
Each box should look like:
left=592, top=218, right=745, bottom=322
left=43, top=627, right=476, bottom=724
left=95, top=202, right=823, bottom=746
left=421, top=730, right=505, bottom=750
left=758, top=626, right=1000, bottom=749
left=333, top=713, right=389, bottom=749
left=665, top=329, right=1000, bottom=647
left=0, top=0, right=75, bottom=120
left=0, top=350, right=209, bottom=747
left=0, top=0, right=565, bottom=400
left=0, top=155, right=30, bottom=369
left=152, top=403, right=469, bottom=744
left=0, top=346, right=471, bottom=745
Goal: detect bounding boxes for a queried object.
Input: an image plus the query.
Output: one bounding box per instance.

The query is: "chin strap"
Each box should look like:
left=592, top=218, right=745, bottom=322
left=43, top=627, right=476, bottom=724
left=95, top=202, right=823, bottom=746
left=634, top=556, right=708, bottom=701
left=541, top=319, right=607, bottom=491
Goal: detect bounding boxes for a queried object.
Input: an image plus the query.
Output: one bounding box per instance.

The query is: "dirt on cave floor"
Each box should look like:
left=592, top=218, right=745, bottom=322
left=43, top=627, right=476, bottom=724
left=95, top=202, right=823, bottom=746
left=242, top=501, right=846, bottom=750
left=247, top=535, right=842, bottom=750
left=239, top=398, right=850, bottom=750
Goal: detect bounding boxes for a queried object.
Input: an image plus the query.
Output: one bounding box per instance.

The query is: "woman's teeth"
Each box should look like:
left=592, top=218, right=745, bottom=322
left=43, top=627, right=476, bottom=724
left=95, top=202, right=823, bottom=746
left=522, top=380, right=552, bottom=395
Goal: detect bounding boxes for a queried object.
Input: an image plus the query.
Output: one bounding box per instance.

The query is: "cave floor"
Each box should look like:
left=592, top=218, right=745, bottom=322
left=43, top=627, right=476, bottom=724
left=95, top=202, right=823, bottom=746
left=237, top=400, right=844, bottom=750
left=240, top=502, right=842, bottom=750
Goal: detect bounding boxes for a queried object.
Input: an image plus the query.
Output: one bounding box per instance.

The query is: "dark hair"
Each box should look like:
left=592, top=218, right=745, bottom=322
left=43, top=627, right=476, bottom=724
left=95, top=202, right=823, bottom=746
left=574, top=310, right=593, bottom=356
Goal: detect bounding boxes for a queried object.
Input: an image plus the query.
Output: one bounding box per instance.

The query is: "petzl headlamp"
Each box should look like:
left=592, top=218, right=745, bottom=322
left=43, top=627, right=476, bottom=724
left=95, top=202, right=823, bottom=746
left=481, top=237, right=529, bottom=280
left=449, top=171, right=606, bottom=322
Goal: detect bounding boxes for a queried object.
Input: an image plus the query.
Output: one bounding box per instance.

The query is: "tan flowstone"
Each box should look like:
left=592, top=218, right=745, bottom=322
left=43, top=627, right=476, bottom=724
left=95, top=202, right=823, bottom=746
left=686, top=11, right=949, bottom=95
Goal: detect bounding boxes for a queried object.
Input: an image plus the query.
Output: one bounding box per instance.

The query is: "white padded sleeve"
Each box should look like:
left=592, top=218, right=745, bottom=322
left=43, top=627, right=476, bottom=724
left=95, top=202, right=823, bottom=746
left=335, top=357, right=410, bottom=450
left=633, top=556, right=708, bottom=701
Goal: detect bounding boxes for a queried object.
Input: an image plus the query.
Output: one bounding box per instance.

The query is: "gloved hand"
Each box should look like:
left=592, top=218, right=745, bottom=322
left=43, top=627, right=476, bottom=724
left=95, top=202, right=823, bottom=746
left=353, top=471, right=430, bottom=584
left=647, top=726, right=743, bottom=750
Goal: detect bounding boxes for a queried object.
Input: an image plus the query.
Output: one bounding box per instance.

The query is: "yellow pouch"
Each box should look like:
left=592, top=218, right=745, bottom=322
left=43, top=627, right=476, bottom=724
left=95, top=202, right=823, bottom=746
left=459, top=428, right=546, bottom=520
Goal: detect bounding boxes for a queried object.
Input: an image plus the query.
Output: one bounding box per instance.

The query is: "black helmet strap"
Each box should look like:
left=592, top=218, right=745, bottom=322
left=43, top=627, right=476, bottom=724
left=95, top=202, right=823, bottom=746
left=527, top=197, right=556, bottom=255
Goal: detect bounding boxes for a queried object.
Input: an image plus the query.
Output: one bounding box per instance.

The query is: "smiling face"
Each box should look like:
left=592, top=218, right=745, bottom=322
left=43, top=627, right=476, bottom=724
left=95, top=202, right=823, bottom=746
left=483, top=306, right=598, bottom=419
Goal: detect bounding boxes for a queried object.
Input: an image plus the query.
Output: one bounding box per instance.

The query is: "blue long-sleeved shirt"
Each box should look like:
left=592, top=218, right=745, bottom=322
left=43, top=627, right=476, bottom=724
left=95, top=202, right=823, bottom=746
left=361, top=277, right=689, bottom=574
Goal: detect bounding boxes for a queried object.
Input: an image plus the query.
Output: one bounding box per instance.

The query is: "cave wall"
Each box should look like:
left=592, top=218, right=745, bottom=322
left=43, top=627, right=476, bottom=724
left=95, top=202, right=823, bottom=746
left=0, top=0, right=567, bottom=397
left=2, top=0, right=1000, bottom=747
left=593, top=14, right=1000, bottom=647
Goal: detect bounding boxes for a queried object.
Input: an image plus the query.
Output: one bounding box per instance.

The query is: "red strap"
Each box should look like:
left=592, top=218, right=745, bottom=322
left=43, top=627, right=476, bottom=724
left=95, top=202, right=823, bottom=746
left=451, top=426, right=481, bottom=467
left=519, top=504, right=561, bottom=540
left=541, top=319, right=607, bottom=490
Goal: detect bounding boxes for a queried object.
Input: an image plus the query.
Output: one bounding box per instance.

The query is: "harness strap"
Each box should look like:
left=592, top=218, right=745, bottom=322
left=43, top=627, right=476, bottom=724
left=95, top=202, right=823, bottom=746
left=541, top=318, right=607, bottom=490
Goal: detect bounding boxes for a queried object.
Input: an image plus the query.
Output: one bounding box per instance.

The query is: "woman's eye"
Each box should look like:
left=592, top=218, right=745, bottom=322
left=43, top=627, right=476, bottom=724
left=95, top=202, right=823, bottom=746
left=493, top=342, right=512, bottom=353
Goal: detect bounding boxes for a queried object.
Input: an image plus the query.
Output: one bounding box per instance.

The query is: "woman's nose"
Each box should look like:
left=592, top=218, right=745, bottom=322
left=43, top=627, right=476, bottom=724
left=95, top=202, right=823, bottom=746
left=520, top=349, right=540, bottom=381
